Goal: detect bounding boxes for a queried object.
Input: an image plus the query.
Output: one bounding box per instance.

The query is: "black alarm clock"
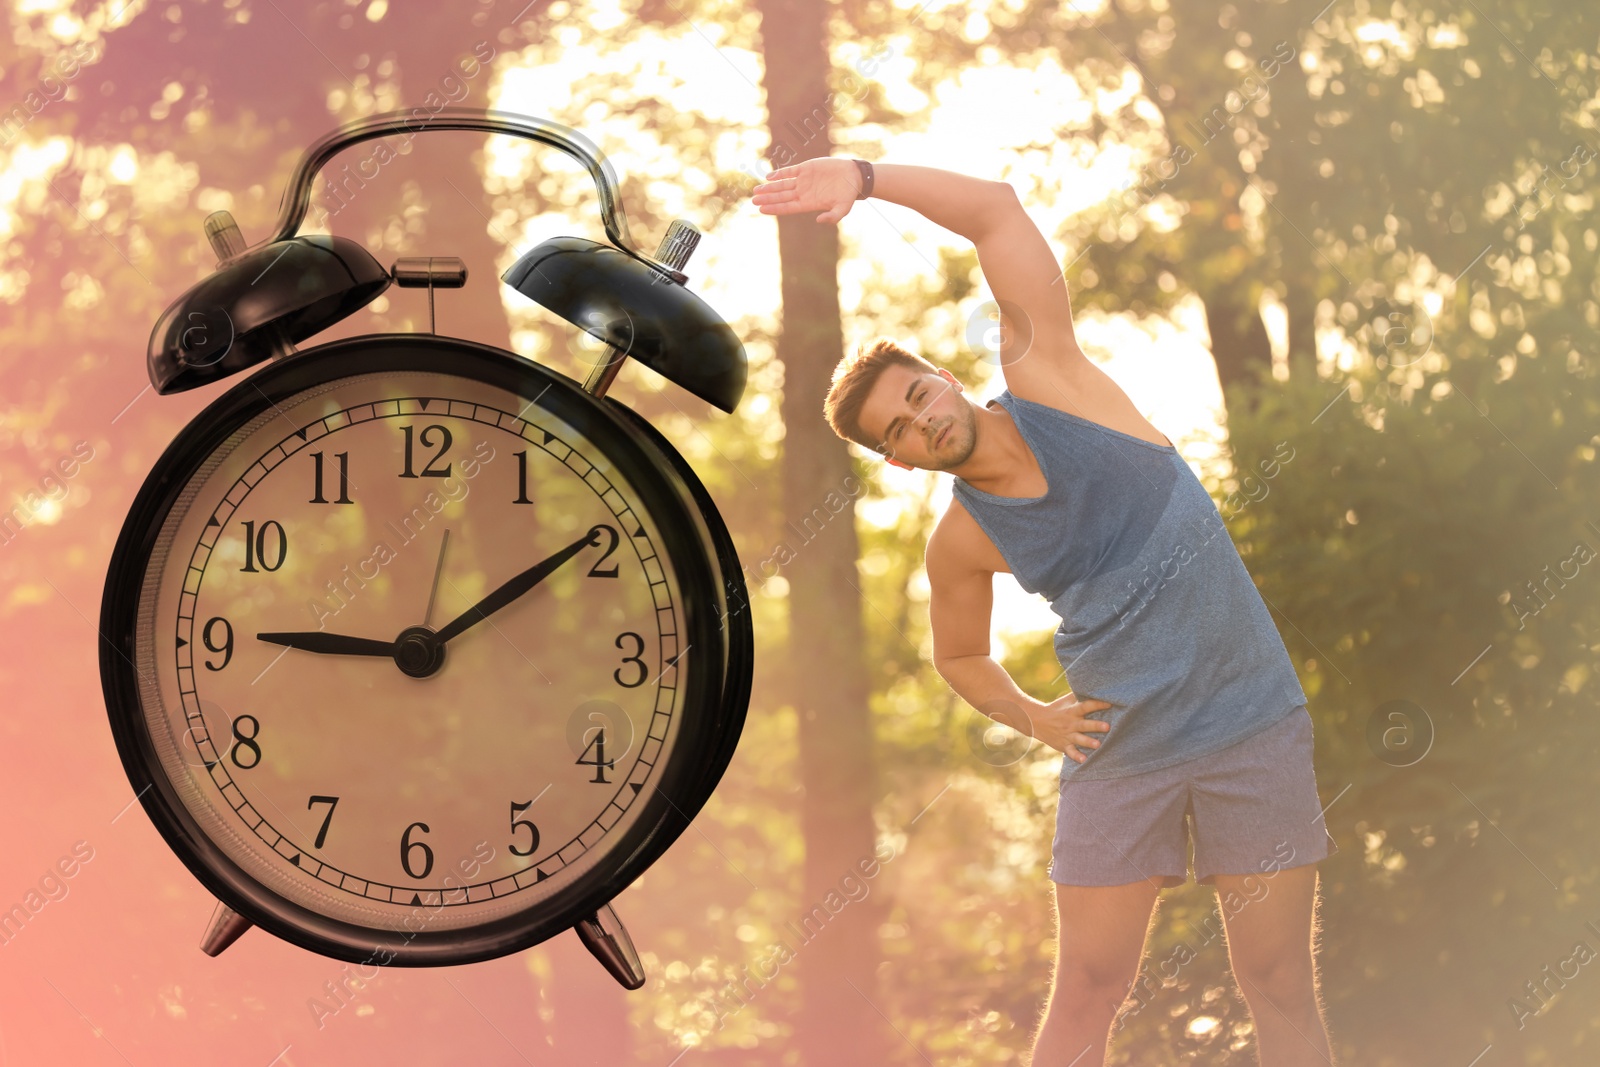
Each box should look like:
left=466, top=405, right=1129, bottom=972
left=97, top=108, right=753, bottom=989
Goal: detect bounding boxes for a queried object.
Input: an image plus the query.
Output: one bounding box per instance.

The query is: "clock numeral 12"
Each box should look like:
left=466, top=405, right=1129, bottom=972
left=399, top=424, right=453, bottom=478
left=309, top=451, right=353, bottom=504
left=577, top=728, right=615, bottom=784
left=239, top=520, right=288, bottom=573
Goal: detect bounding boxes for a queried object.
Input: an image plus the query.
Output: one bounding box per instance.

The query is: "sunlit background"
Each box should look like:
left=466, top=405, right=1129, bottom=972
left=1, top=0, right=1596, bottom=1063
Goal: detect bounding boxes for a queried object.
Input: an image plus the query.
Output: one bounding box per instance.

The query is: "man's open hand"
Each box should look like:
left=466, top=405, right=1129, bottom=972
left=750, top=158, right=861, bottom=225
left=985, top=692, right=1113, bottom=764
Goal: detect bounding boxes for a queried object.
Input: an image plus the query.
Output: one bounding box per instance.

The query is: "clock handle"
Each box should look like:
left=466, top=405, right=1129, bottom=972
left=573, top=902, right=646, bottom=990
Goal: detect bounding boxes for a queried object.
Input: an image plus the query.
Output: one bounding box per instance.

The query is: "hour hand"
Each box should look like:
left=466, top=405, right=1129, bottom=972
left=256, top=631, right=397, bottom=657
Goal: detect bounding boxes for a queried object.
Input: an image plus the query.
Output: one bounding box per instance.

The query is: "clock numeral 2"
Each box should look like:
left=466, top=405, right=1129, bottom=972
left=509, top=800, right=541, bottom=857
left=400, top=424, right=453, bottom=479
left=239, top=520, right=287, bottom=573
left=310, top=451, right=353, bottom=504
left=577, top=728, right=615, bottom=784
left=308, top=795, right=339, bottom=849
left=588, top=524, right=619, bottom=578
left=229, top=714, right=261, bottom=769
left=401, top=821, right=434, bottom=879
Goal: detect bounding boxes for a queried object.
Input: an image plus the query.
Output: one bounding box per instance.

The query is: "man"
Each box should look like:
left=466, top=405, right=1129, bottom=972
left=752, top=157, right=1338, bottom=1066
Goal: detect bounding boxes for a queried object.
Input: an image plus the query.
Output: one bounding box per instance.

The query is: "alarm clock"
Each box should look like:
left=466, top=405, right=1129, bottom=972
left=97, top=108, right=753, bottom=989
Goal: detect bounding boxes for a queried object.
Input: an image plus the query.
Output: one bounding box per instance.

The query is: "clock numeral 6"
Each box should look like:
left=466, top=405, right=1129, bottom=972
left=614, top=632, right=647, bottom=688
left=400, top=821, right=434, bottom=879
left=239, top=520, right=288, bottom=573
left=399, top=424, right=453, bottom=479
left=308, top=795, right=339, bottom=849
left=201, top=616, right=233, bottom=671
left=309, top=451, right=353, bottom=505
left=229, top=714, right=261, bottom=769
left=509, top=800, right=541, bottom=857
left=577, top=728, right=615, bottom=784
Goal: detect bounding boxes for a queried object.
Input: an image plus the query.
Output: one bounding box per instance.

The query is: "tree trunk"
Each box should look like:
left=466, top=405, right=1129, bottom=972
left=1202, top=289, right=1273, bottom=415
left=754, top=0, right=892, bottom=1062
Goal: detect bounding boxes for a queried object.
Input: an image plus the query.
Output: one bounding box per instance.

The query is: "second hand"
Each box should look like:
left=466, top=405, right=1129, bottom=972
left=424, top=529, right=450, bottom=629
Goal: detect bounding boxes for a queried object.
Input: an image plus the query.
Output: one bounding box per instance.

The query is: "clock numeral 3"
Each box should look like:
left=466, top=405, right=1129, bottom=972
left=587, top=524, right=620, bottom=578
left=239, top=520, right=288, bottom=573
left=400, top=821, right=434, bottom=879
left=577, top=728, right=615, bottom=784
left=508, top=800, right=541, bottom=857
left=614, top=632, right=647, bottom=688
left=201, top=616, right=233, bottom=671
left=229, top=714, right=261, bottom=769
left=400, top=424, right=453, bottom=479
left=309, top=451, right=353, bottom=504
left=308, top=794, right=339, bottom=849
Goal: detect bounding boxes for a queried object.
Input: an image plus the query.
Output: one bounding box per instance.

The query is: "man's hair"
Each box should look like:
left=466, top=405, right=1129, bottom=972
left=823, top=337, right=939, bottom=451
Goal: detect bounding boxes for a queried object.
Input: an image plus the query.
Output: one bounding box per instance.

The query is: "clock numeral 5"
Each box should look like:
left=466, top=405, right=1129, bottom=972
left=308, top=794, right=339, bottom=849
left=400, top=821, right=434, bottom=879
left=577, top=728, right=615, bottom=784
left=239, top=520, right=288, bottom=573
left=309, top=451, right=353, bottom=504
left=399, top=424, right=453, bottom=479
left=509, top=800, right=541, bottom=857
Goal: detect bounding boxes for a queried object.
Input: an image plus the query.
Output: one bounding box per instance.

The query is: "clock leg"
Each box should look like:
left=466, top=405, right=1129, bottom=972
left=199, top=900, right=253, bottom=956
left=573, top=903, right=646, bottom=989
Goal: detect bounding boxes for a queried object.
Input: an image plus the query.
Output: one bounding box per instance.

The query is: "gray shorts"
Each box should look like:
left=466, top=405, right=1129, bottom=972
left=1050, top=706, right=1338, bottom=887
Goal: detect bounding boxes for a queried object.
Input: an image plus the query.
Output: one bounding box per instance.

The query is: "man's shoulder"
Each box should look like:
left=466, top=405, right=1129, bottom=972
left=928, top=499, right=1008, bottom=577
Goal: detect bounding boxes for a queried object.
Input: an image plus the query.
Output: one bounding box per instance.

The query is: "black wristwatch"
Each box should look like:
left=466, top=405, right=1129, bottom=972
left=851, top=158, right=874, bottom=200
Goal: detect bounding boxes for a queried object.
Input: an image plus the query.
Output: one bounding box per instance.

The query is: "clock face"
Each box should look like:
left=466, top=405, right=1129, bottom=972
left=127, top=364, right=706, bottom=937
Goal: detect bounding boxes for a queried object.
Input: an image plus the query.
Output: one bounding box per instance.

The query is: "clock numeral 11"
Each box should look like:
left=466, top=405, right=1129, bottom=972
left=309, top=451, right=353, bottom=504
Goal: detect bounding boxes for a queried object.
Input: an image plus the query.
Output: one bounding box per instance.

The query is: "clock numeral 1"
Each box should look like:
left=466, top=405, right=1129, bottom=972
left=509, top=800, right=541, bottom=857
left=400, top=424, right=453, bottom=478
left=400, top=821, right=434, bottom=879
left=229, top=714, right=261, bottom=769
left=239, top=520, right=288, bottom=573
left=308, top=795, right=339, bottom=849
left=310, top=451, right=353, bottom=504
left=614, top=632, right=647, bottom=688
left=201, top=616, right=233, bottom=671
left=512, top=450, right=532, bottom=504
left=577, top=728, right=615, bottom=784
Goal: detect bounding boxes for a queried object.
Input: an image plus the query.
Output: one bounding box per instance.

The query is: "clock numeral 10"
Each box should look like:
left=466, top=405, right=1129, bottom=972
left=309, top=451, right=353, bottom=504
left=509, top=800, right=541, bottom=857
left=239, top=520, right=288, bottom=573
left=399, top=424, right=453, bottom=479
left=577, top=728, right=615, bottom=784
left=401, top=821, right=434, bottom=879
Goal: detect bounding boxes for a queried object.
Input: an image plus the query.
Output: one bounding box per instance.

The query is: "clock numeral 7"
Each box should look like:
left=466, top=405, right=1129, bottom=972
left=309, top=451, right=353, bottom=504
left=509, top=800, right=541, bottom=857
left=307, top=794, right=339, bottom=849
left=399, top=424, right=453, bottom=479
left=577, top=728, right=615, bottom=784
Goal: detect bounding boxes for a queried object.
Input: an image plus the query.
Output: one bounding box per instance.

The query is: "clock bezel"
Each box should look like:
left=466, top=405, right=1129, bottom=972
left=100, top=333, right=745, bottom=966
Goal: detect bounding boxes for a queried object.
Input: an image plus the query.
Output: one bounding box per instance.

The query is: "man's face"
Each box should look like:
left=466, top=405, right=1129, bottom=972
left=856, top=365, right=976, bottom=471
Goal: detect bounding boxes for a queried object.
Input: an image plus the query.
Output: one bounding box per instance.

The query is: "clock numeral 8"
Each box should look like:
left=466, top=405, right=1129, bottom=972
left=400, top=424, right=453, bottom=479
left=239, top=520, right=288, bottom=573
left=229, top=714, right=261, bottom=769
left=400, top=821, right=434, bottom=879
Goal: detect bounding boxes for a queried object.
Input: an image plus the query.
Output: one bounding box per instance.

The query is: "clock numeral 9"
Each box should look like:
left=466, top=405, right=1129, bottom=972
left=310, top=451, right=353, bottom=504
left=229, top=714, right=261, bottom=769
left=400, top=821, right=434, bottom=879
left=588, top=524, right=620, bottom=578
left=577, top=728, right=615, bottom=784
left=202, top=616, right=233, bottom=671
left=509, top=800, right=541, bottom=857
left=239, top=520, right=288, bottom=573
left=308, top=795, right=339, bottom=849
left=614, top=632, right=647, bottom=688
left=400, top=424, right=453, bottom=479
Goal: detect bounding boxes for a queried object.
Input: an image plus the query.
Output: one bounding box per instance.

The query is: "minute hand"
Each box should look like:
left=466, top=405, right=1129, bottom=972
left=433, top=526, right=606, bottom=645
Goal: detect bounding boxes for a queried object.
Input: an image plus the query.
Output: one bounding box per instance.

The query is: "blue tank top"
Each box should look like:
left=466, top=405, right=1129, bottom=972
left=950, top=389, right=1307, bottom=781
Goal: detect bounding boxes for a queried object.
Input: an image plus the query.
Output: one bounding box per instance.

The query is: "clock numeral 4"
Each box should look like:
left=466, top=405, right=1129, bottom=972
left=509, top=800, right=541, bottom=857
left=239, top=520, right=288, bottom=573
left=309, top=451, right=353, bottom=504
left=308, top=795, right=339, bottom=849
left=400, top=821, right=434, bottom=879
left=399, top=424, right=453, bottom=479
left=202, top=616, right=233, bottom=671
left=229, top=714, right=261, bottom=769
left=577, top=728, right=615, bottom=784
